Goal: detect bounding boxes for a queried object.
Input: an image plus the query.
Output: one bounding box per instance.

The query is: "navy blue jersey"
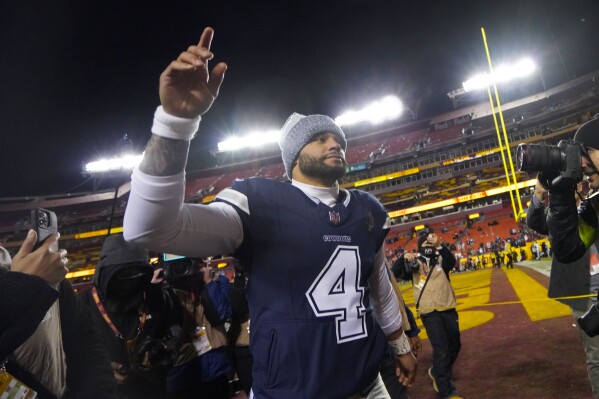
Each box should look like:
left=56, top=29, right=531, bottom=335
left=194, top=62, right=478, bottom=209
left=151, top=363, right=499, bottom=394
left=216, top=178, right=390, bottom=399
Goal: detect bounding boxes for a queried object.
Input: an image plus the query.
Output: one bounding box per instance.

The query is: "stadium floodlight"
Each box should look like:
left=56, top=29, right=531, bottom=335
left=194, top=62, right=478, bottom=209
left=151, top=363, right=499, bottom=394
left=84, top=153, right=143, bottom=173
left=217, top=129, right=280, bottom=152
left=335, top=95, right=407, bottom=127
left=462, top=58, right=536, bottom=92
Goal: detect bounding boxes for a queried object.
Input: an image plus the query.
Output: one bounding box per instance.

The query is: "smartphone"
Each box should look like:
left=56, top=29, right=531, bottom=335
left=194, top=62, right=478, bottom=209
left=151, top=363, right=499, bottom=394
left=31, top=208, right=58, bottom=251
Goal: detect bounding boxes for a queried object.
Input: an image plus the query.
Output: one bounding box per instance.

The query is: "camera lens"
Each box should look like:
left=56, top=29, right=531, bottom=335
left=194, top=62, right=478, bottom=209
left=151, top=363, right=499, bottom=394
left=37, top=211, right=49, bottom=227
left=516, top=143, right=564, bottom=172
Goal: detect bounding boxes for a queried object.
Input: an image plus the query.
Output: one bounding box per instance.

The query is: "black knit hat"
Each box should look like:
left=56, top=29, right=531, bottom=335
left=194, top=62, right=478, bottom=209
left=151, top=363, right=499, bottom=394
left=574, top=114, right=599, bottom=150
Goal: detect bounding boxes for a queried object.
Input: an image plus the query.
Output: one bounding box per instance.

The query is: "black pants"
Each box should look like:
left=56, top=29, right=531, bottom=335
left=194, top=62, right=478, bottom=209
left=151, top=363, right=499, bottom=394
left=167, top=367, right=230, bottom=399
left=232, top=345, right=253, bottom=395
left=421, top=309, right=461, bottom=398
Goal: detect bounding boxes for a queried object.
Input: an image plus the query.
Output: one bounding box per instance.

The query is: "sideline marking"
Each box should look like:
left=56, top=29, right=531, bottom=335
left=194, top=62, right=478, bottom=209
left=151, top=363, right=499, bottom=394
left=501, top=268, right=571, bottom=321
left=399, top=268, right=575, bottom=338
left=400, top=269, right=495, bottom=338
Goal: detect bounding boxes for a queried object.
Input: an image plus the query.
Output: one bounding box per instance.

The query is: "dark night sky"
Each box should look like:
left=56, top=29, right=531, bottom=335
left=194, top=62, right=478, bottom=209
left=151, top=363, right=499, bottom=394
left=2, top=0, right=599, bottom=197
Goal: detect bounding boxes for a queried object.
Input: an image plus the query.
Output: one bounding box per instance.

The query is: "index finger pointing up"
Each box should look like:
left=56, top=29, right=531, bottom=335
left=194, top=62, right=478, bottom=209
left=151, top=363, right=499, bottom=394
left=198, top=27, right=215, bottom=50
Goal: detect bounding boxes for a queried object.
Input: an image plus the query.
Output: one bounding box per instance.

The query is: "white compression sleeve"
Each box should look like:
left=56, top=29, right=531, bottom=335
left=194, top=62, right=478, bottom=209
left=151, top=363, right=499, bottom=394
left=123, top=168, right=243, bottom=257
left=369, top=247, right=402, bottom=335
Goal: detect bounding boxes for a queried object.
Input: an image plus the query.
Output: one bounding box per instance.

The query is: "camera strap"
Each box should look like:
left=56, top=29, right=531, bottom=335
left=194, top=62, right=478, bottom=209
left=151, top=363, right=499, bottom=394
left=415, top=269, right=434, bottom=316
left=91, top=286, right=147, bottom=341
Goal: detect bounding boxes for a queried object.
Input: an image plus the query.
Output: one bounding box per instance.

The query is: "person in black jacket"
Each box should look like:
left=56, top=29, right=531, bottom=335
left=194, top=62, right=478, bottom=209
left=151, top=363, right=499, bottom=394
left=0, top=230, right=117, bottom=399
left=79, top=234, right=184, bottom=399
left=545, top=116, right=599, bottom=264
left=528, top=178, right=599, bottom=398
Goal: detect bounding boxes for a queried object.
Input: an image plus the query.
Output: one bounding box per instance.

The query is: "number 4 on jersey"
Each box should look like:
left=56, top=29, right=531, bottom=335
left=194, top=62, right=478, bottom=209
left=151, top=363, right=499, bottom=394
left=306, top=245, right=367, bottom=343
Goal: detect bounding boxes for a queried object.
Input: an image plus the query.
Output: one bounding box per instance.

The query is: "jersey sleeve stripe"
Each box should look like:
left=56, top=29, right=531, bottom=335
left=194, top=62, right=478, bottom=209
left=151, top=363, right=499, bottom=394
left=216, top=188, right=250, bottom=216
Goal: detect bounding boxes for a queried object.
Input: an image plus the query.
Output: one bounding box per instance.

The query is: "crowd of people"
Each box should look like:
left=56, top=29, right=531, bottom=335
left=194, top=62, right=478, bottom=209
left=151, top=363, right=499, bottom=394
left=386, top=226, right=552, bottom=275
left=3, top=22, right=599, bottom=399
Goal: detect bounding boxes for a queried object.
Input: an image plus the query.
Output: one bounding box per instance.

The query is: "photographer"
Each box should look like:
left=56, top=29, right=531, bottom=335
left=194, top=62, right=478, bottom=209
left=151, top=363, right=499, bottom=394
left=80, top=234, right=184, bottom=399
left=392, top=232, right=461, bottom=399
left=163, top=258, right=232, bottom=399
left=541, top=116, right=599, bottom=265
left=527, top=178, right=599, bottom=398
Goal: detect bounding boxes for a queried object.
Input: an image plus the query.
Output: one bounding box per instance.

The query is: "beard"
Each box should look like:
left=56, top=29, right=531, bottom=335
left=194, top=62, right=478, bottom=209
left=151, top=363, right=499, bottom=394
left=297, top=152, right=346, bottom=181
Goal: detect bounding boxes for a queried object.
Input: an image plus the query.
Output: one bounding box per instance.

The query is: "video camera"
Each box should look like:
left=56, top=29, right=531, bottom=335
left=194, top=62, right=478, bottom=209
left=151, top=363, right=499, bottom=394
left=516, top=140, right=584, bottom=187
left=162, top=256, right=196, bottom=282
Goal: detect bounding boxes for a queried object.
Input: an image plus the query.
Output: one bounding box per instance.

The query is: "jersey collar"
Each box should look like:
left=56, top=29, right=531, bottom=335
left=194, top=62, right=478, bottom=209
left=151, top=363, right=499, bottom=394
left=291, top=180, right=350, bottom=207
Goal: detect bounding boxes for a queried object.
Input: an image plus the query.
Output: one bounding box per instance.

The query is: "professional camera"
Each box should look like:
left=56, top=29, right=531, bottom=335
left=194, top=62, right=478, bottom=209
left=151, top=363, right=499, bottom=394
left=516, top=140, right=584, bottom=186
left=163, top=257, right=196, bottom=282
left=127, top=325, right=184, bottom=373
left=406, top=256, right=421, bottom=272
left=392, top=254, right=426, bottom=281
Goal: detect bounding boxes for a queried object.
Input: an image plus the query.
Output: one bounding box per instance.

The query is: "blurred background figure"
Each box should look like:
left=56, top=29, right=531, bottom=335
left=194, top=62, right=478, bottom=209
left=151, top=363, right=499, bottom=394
left=162, top=257, right=233, bottom=399
left=1, top=230, right=116, bottom=399
left=79, top=234, right=183, bottom=399
left=227, top=266, right=253, bottom=396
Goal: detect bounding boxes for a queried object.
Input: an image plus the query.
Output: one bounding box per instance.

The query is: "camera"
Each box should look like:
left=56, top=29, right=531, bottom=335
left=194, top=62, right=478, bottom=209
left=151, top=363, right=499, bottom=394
left=406, top=257, right=421, bottom=272
left=516, top=140, right=584, bottom=185
left=163, top=257, right=196, bottom=282
left=391, top=254, right=426, bottom=281
left=126, top=325, right=184, bottom=373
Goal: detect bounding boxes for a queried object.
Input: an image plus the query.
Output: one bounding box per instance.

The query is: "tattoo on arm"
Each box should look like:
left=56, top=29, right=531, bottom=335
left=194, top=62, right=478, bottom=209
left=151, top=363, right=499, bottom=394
left=139, top=135, right=190, bottom=176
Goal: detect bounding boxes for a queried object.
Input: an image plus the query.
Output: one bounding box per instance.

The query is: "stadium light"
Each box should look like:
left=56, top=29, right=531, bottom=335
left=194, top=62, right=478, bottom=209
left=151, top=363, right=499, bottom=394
left=462, top=58, right=536, bottom=92
left=335, top=95, right=408, bottom=127
left=84, top=153, right=144, bottom=173
left=217, top=129, right=280, bottom=152
left=216, top=95, right=410, bottom=153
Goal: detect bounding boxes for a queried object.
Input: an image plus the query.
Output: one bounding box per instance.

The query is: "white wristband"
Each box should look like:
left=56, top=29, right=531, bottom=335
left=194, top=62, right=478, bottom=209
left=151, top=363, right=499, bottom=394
left=151, top=106, right=201, bottom=141
left=389, top=332, right=412, bottom=356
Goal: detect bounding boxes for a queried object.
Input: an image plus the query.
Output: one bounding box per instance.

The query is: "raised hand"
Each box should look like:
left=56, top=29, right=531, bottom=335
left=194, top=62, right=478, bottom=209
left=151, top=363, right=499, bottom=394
left=11, top=229, right=68, bottom=285
left=159, top=27, right=227, bottom=119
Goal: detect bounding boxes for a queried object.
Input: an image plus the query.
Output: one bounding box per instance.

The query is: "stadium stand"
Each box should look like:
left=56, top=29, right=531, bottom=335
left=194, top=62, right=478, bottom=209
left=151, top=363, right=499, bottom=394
left=0, top=69, right=598, bottom=283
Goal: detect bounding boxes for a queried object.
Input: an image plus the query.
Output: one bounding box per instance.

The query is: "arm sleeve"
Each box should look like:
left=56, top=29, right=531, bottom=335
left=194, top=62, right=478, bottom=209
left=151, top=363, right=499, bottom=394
left=123, top=168, right=244, bottom=257
left=526, top=195, right=548, bottom=235
left=0, top=272, right=59, bottom=362
left=547, top=192, right=598, bottom=263
left=369, top=247, right=402, bottom=335
left=439, top=246, right=456, bottom=275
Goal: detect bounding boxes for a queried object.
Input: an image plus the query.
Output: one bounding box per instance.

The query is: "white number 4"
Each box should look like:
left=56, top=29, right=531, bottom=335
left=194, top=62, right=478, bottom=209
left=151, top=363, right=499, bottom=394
left=306, top=245, right=367, bottom=343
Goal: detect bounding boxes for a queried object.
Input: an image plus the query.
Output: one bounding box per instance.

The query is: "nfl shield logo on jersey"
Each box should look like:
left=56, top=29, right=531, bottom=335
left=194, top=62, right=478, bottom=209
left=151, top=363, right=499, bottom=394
left=329, top=211, right=341, bottom=224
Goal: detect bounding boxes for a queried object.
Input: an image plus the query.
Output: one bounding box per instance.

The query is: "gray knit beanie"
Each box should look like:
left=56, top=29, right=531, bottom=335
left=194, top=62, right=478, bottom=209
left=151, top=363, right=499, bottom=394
left=574, top=114, right=599, bottom=150
left=279, top=113, right=347, bottom=179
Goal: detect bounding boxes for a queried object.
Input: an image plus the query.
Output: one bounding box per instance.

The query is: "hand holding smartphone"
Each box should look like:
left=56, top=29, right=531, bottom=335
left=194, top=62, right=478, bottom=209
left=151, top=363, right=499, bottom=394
left=31, top=208, right=59, bottom=251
